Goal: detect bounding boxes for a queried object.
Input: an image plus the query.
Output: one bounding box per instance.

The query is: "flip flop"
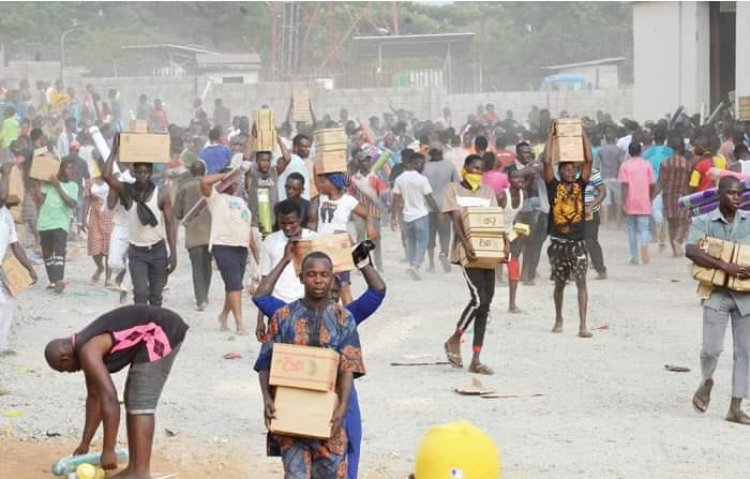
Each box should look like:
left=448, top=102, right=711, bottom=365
left=726, top=410, right=750, bottom=425
left=692, top=379, right=713, bottom=413
left=444, top=342, right=463, bottom=369
left=468, top=363, right=495, bottom=376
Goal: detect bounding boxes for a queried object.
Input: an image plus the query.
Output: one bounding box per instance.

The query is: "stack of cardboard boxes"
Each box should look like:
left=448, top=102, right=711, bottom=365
left=291, top=233, right=355, bottom=275
left=691, top=237, right=750, bottom=293
left=269, top=344, right=340, bottom=439
left=119, top=120, right=170, bottom=164
left=552, top=118, right=585, bottom=164
left=292, top=87, right=312, bottom=123
left=313, top=128, right=348, bottom=174
left=255, top=108, right=277, bottom=152
left=461, top=207, right=507, bottom=269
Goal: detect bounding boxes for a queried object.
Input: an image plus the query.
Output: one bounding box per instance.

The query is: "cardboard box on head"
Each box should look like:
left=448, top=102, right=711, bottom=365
left=29, top=151, right=61, bottom=181
left=119, top=133, right=170, bottom=164
left=292, top=87, right=312, bottom=123
left=291, top=233, right=355, bottom=274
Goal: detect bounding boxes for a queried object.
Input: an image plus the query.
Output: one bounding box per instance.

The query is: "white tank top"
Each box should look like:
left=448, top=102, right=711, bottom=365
left=501, top=188, right=524, bottom=231
left=127, top=186, right=166, bottom=247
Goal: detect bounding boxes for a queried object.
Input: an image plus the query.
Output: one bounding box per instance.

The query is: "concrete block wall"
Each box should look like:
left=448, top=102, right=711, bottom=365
left=0, top=64, right=634, bottom=128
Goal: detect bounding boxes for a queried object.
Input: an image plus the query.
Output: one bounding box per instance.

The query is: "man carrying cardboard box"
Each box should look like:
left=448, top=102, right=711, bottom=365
left=102, top=134, right=177, bottom=307
left=255, top=251, right=365, bottom=478
left=686, top=176, right=750, bottom=425
left=542, top=123, right=593, bottom=338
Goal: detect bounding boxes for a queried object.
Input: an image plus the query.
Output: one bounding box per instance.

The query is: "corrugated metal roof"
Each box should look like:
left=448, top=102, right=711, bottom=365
left=541, top=57, right=626, bottom=70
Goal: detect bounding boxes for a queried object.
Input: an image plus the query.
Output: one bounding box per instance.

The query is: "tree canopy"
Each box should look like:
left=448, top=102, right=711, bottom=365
left=0, top=2, right=632, bottom=90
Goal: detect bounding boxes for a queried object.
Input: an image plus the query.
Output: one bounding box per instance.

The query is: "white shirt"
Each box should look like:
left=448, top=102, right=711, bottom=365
left=317, top=193, right=359, bottom=235
left=0, top=207, right=18, bottom=262
left=260, top=228, right=316, bottom=302
left=206, top=187, right=252, bottom=250
left=277, top=154, right=310, bottom=201
left=393, top=170, right=433, bottom=222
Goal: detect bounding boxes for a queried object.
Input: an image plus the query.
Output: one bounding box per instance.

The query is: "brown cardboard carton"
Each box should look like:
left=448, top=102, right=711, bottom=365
left=269, top=343, right=339, bottom=392
left=129, top=119, right=149, bottom=133
left=469, top=236, right=506, bottom=259
left=270, top=387, right=337, bottom=439
left=29, top=153, right=61, bottom=181
left=553, top=136, right=585, bottom=163
left=256, top=129, right=277, bottom=152
left=314, top=128, right=347, bottom=145
left=292, top=87, right=312, bottom=123
left=730, top=244, right=750, bottom=291
left=554, top=118, right=583, bottom=137
left=738, top=96, right=750, bottom=107
left=462, top=207, right=505, bottom=237
left=119, top=133, right=170, bottom=163
left=6, top=165, right=24, bottom=205
left=292, top=233, right=354, bottom=274
left=690, top=237, right=734, bottom=288
left=256, top=109, right=276, bottom=131
left=314, top=150, right=348, bottom=174
left=1, top=254, right=33, bottom=297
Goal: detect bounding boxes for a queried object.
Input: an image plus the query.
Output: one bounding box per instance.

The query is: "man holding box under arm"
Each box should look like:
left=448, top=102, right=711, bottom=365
left=255, top=251, right=365, bottom=478
left=686, top=176, right=750, bottom=425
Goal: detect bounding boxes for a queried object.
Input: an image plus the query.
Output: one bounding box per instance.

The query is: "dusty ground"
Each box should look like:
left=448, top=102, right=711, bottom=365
left=1, top=224, right=749, bottom=478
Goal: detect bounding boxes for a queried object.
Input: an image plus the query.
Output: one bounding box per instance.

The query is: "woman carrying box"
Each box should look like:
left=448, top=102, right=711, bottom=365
left=201, top=167, right=257, bottom=335
left=37, top=157, right=78, bottom=294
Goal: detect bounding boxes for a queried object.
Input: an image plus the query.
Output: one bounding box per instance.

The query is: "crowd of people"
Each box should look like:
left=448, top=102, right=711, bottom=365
left=1, top=73, right=750, bottom=477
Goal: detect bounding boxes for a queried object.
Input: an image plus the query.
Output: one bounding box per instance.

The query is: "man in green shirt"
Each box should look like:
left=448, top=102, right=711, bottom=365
left=0, top=107, right=18, bottom=149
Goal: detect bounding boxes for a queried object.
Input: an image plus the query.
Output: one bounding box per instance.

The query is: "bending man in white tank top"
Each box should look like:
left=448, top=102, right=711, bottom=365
left=103, top=134, right=177, bottom=306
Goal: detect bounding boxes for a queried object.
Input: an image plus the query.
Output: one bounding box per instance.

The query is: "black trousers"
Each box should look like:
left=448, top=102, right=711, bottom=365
left=456, top=267, right=495, bottom=349
left=583, top=211, right=606, bottom=274
left=520, top=211, right=548, bottom=283
left=188, top=245, right=212, bottom=305
left=128, top=240, right=168, bottom=306
left=39, top=228, right=67, bottom=284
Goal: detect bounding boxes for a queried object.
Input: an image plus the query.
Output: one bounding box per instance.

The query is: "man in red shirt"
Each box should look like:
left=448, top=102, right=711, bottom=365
left=690, top=136, right=727, bottom=192
left=150, top=99, right=169, bottom=133
left=494, top=135, right=516, bottom=170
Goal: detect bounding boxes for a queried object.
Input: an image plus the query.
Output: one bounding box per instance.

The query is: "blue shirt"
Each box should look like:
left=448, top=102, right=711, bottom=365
left=642, top=145, right=674, bottom=181
left=199, top=144, right=232, bottom=175
left=254, top=288, right=386, bottom=326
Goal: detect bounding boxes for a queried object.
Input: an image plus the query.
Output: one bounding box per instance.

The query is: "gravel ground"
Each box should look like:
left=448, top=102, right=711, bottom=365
left=1, top=225, right=748, bottom=478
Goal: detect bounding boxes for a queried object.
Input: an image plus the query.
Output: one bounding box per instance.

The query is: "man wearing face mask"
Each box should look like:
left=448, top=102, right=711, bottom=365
left=442, top=154, right=501, bottom=376
left=103, top=134, right=177, bottom=307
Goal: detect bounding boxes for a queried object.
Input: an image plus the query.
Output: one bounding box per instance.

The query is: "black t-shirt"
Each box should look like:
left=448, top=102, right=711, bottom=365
left=546, top=177, right=587, bottom=240
left=75, top=305, right=188, bottom=373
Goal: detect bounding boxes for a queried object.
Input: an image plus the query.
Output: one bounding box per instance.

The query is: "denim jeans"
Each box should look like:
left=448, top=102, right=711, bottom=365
left=627, top=215, right=650, bottom=262
left=128, top=240, right=168, bottom=306
left=403, top=215, right=429, bottom=270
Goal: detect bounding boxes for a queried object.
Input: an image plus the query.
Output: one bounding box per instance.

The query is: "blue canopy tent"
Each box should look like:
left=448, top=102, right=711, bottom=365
left=540, top=73, right=588, bottom=92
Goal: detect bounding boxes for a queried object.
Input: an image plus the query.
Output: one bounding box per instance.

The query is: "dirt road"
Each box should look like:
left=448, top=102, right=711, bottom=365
left=0, top=226, right=747, bottom=478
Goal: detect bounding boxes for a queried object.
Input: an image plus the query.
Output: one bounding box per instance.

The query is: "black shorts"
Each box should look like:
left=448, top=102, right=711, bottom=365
left=212, top=245, right=248, bottom=292
left=548, top=239, right=588, bottom=282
